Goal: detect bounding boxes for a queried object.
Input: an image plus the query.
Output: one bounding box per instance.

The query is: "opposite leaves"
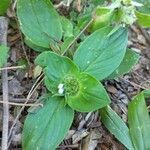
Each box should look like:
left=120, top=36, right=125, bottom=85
left=36, top=51, right=110, bottom=112
left=100, top=92, right=150, bottom=150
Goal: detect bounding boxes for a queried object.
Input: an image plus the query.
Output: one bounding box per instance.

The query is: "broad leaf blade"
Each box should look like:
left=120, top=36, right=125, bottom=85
left=100, top=106, right=134, bottom=150
left=128, top=93, right=150, bottom=150
left=135, top=11, right=150, bottom=27
left=0, top=45, right=9, bottom=68
left=108, top=48, right=140, bottom=79
left=0, top=0, right=10, bottom=15
left=67, top=73, right=110, bottom=112
left=23, top=96, right=74, bottom=150
left=73, top=26, right=128, bottom=80
left=35, top=51, right=79, bottom=94
left=17, top=0, right=62, bottom=48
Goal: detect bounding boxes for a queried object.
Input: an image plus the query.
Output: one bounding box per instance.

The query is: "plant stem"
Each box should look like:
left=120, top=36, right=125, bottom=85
left=62, top=18, right=93, bottom=56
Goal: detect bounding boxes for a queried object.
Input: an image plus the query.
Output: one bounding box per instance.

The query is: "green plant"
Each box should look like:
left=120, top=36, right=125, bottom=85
left=100, top=90, right=150, bottom=150
left=0, top=45, right=9, bottom=68
left=16, top=0, right=150, bottom=149
left=0, top=0, right=10, bottom=15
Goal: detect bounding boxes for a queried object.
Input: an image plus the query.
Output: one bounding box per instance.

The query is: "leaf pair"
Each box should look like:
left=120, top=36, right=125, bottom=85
left=36, top=51, right=110, bottom=112
left=100, top=91, right=150, bottom=150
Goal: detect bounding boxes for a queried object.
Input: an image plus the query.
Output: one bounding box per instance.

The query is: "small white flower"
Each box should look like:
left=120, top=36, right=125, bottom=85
left=58, top=83, right=64, bottom=89
left=58, top=83, right=64, bottom=95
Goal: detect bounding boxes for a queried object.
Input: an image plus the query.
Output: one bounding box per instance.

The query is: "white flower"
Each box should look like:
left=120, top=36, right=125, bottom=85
left=58, top=84, right=64, bottom=95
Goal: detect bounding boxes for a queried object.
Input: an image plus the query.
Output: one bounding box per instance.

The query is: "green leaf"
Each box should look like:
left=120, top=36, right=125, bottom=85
left=128, top=93, right=150, bottom=150
left=66, top=72, right=110, bottom=112
left=88, top=7, right=115, bottom=32
left=60, top=16, right=74, bottom=38
left=108, top=48, right=140, bottom=79
left=0, top=45, right=9, bottom=68
left=100, top=106, right=134, bottom=150
left=73, top=26, right=128, bottom=80
left=60, top=37, right=74, bottom=52
left=36, top=51, right=110, bottom=112
left=17, top=0, right=62, bottom=48
left=143, top=90, right=150, bottom=99
left=25, top=37, right=50, bottom=52
left=0, top=0, right=10, bottom=15
left=135, top=0, right=150, bottom=14
left=35, top=51, right=79, bottom=93
left=135, top=11, right=150, bottom=27
left=22, top=96, right=74, bottom=150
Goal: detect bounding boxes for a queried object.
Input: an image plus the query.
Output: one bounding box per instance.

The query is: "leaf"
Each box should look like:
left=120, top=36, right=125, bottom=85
left=100, top=106, right=134, bottom=150
left=73, top=26, right=128, bottom=80
left=143, top=90, right=150, bottom=99
left=66, top=72, right=110, bottom=112
left=17, top=0, right=62, bottom=48
left=60, top=16, right=74, bottom=38
left=135, top=11, right=150, bottom=27
left=22, top=96, right=74, bottom=150
left=108, top=48, right=140, bottom=79
left=88, top=7, right=115, bottom=32
left=24, top=37, right=50, bottom=52
left=0, top=0, right=10, bottom=15
left=0, top=45, right=9, bottom=68
left=128, top=93, right=150, bottom=150
left=35, top=51, right=79, bottom=93
left=135, top=0, right=150, bottom=14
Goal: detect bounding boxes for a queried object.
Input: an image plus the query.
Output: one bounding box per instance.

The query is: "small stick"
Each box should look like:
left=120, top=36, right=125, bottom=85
left=62, top=18, right=93, bottom=56
left=0, top=100, right=43, bottom=107
left=0, top=17, right=9, bottom=150
left=0, top=65, right=25, bottom=71
left=120, top=77, right=149, bottom=90
left=8, top=73, right=44, bottom=147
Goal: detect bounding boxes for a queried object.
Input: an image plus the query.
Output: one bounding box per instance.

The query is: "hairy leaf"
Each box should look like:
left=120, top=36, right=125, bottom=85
left=22, top=96, right=74, bottom=150
left=73, top=26, right=128, bottom=80
left=17, top=0, right=62, bottom=48
left=100, top=106, right=134, bottom=150
left=128, top=93, right=150, bottom=150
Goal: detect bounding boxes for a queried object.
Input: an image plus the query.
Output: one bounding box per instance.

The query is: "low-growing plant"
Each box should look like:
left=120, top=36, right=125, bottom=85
left=10, top=0, right=150, bottom=149
left=100, top=90, right=150, bottom=150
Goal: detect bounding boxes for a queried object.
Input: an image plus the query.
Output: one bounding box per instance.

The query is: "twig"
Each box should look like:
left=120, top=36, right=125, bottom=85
left=8, top=73, right=44, bottom=148
left=0, top=17, right=9, bottom=150
left=62, top=18, right=93, bottom=56
left=0, top=100, right=43, bottom=107
left=0, top=65, right=25, bottom=71
left=120, top=77, right=149, bottom=90
left=0, top=96, right=35, bottom=103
